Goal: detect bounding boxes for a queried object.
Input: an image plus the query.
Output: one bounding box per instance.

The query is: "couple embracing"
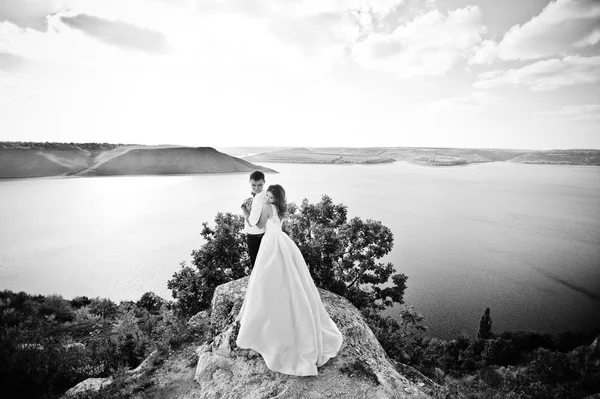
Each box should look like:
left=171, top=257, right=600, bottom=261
left=235, top=171, right=343, bottom=377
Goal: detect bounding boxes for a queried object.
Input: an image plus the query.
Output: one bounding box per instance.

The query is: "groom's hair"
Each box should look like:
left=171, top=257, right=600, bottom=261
left=249, top=171, right=265, bottom=181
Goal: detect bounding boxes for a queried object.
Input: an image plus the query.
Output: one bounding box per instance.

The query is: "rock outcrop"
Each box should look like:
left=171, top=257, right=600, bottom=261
left=63, top=377, right=114, bottom=397
left=62, top=350, right=160, bottom=397
left=194, top=277, right=430, bottom=399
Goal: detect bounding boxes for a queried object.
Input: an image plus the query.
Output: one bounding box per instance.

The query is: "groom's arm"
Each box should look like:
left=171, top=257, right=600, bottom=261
left=247, top=195, right=264, bottom=227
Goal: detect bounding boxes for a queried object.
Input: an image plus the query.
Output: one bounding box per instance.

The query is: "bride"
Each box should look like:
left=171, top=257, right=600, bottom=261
left=237, top=184, right=343, bottom=376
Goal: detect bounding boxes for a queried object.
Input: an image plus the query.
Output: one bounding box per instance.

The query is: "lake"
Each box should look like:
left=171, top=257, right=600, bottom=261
left=1, top=161, right=599, bottom=339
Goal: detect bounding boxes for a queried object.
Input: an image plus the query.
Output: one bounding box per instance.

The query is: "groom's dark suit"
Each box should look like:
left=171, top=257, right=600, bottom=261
left=244, top=190, right=266, bottom=269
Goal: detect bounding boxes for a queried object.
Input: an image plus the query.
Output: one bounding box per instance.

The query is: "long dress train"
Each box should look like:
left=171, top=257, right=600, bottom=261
left=236, top=205, right=343, bottom=376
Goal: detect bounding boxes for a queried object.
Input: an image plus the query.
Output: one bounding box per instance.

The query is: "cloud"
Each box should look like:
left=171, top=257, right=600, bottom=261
left=0, top=0, right=442, bottom=75
left=471, top=0, right=600, bottom=63
left=0, top=52, right=31, bottom=72
left=268, top=11, right=358, bottom=67
left=59, top=14, right=169, bottom=54
left=536, top=104, right=600, bottom=124
left=473, top=55, right=600, bottom=91
left=427, top=91, right=501, bottom=112
left=0, top=0, right=62, bottom=31
left=192, top=0, right=407, bottom=69
left=197, top=0, right=404, bottom=18
left=0, top=21, right=56, bottom=61
left=469, top=39, right=497, bottom=64
left=351, top=6, right=484, bottom=77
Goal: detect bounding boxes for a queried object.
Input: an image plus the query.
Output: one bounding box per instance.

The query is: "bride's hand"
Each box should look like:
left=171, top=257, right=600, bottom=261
left=241, top=197, right=252, bottom=209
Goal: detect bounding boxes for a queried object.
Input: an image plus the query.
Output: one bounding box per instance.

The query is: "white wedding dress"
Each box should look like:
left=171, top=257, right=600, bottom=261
left=236, top=205, right=343, bottom=376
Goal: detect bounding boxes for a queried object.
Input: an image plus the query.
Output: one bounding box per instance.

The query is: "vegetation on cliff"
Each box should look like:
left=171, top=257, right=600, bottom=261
left=0, top=290, right=206, bottom=398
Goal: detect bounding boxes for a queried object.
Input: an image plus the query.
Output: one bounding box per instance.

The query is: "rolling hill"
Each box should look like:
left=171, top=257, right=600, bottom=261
left=0, top=143, right=276, bottom=178
left=235, top=147, right=600, bottom=166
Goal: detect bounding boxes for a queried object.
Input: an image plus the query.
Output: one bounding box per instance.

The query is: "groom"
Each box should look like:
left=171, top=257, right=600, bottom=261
left=241, top=170, right=266, bottom=269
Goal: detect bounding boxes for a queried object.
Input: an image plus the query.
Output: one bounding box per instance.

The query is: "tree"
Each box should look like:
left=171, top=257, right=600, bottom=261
left=285, top=195, right=408, bottom=311
left=111, top=310, right=148, bottom=368
left=167, top=263, right=205, bottom=318
left=89, top=297, right=118, bottom=319
left=481, top=337, right=519, bottom=366
left=168, top=195, right=408, bottom=316
left=168, top=212, right=249, bottom=313
left=40, top=294, right=74, bottom=323
left=478, top=307, right=493, bottom=339
left=137, top=292, right=165, bottom=314
left=71, top=296, right=91, bottom=309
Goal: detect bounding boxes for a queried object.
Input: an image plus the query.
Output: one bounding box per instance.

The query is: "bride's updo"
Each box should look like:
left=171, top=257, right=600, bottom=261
left=267, top=184, right=287, bottom=218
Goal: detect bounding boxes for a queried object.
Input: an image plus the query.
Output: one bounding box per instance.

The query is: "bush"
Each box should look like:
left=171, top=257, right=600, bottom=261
left=136, top=292, right=165, bottom=314
left=168, top=196, right=408, bottom=319
left=111, top=311, right=148, bottom=369
left=89, top=298, right=118, bottom=320
left=73, top=307, right=102, bottom=324
left=0, top=324, right=95, bottom=398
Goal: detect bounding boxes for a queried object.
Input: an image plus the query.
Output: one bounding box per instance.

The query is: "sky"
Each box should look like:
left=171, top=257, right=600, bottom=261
left=0, top=0, right=599, bottom=150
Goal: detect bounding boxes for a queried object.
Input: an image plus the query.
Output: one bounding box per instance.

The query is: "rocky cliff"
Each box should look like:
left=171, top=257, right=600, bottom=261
left=194, top=277, right=430, bottom=399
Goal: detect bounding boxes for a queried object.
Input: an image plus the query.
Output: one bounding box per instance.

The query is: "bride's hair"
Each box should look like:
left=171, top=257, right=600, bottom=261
left=267, top=184, right=287, bottom=217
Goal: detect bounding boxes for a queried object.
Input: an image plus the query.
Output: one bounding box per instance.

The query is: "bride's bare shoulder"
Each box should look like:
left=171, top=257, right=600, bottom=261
left=262, top=202, right=273, bottom=214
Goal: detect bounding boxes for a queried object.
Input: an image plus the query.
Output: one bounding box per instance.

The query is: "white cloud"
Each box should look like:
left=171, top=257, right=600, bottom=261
left=0, top=0, right=374, bottom=145
left=0, top=0, right=447, bottom=79
left=471, top=0, right=600, bottom=63
left=351, top=6, right=484, bottom=77
left=469, top=39, right=497, bottom=64
left=199, top=0, right=404, bottom=18
left=536, top=104, right=600, bottom=124
left=473, top=55, right=600, bottom=91
left=427, top=91, right=501, bottom=112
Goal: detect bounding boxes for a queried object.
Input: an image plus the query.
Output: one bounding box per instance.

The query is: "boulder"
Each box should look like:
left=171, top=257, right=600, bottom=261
left=188, top=310, right=210, bottom=329
left=63, top=377, right=113, bottom=397
left=194, top=277, right=430, bottom=399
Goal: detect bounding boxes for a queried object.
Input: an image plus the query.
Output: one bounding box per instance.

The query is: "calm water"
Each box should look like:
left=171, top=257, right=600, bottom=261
left=1, top=162, right=599, bottom=339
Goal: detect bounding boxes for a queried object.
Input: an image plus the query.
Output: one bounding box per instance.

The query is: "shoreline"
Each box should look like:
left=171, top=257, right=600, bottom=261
left=3, top=161, right=599, bottom=181
left=0, top=170, right=281, bottom=181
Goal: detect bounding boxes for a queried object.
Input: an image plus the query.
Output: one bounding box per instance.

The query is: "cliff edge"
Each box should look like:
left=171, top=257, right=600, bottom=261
left=194, top=276, right=430, bottom=399
left=62, top=277, right=431, bottom=398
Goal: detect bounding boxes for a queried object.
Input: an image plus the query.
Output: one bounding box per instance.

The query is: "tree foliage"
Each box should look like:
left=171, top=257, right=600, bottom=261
left=0, top=289, right=206, bottom=399
left=168, top=212, right=249, bottom=315
left=478, top=307, right=493, bottom=340
left=284, top=196, right=407, bottom=311
left=136, top=292, right=165, bottom=314
left=168, top=195, right=408, bottom=315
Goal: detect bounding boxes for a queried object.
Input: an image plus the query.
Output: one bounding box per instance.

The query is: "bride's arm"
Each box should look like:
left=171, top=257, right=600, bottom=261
left=256, top=203, right=272, bottom=229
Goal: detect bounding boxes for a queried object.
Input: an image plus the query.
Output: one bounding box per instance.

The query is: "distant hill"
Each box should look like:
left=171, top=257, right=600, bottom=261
left=239, top=147, right=600, bottom=167
left=215, top=146, right=296, bottom=157
left=243, top=147, right=395, bottom=164
left=508, top=150, right=600, bottom=165
left=0, top=142, right=276, bottom=178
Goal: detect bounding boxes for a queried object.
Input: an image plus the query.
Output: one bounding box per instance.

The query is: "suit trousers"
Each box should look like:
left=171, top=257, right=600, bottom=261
left=246, top=233, right=264, bottom=269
